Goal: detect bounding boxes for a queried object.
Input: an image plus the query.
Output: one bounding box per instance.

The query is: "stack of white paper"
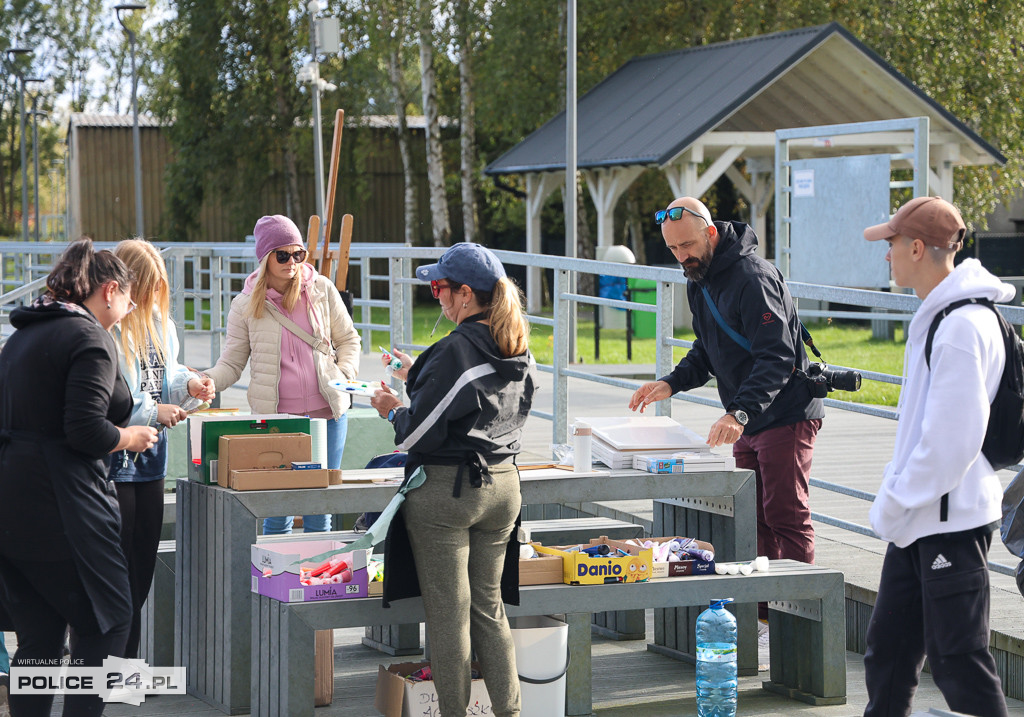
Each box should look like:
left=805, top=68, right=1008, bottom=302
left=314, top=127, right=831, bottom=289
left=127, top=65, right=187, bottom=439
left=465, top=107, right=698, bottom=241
left=575, top=416, right=711, bottom=469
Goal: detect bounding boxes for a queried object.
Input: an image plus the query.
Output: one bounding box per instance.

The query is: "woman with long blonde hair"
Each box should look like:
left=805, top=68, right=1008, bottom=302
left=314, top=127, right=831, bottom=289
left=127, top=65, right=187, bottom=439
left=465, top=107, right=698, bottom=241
left=205, top=215, right=361, bottom=534
left=109, top=239, right=215, bottom=659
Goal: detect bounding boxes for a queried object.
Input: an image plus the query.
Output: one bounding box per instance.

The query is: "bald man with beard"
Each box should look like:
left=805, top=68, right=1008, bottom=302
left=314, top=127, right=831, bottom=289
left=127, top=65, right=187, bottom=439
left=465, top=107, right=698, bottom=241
left=630, top=198, right=825, bottom=600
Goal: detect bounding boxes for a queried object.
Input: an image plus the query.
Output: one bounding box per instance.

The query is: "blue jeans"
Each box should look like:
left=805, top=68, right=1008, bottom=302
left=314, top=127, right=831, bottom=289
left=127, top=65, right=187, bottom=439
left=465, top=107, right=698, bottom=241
left=1, top=631, right=9, bottom=674
left=262, top=414, right=347, bottom=535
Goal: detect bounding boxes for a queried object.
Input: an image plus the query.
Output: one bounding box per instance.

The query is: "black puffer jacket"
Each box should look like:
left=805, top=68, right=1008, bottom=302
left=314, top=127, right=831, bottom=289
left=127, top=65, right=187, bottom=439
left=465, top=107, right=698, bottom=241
left=382, top=318, right=535, bottom=608
left=659, top=221, right=824, bottom=435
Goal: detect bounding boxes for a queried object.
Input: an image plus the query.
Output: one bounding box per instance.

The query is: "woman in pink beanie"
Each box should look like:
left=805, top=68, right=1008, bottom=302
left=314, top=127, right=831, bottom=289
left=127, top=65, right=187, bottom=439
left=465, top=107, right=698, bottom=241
left=204, top=215, right=361, bottom=533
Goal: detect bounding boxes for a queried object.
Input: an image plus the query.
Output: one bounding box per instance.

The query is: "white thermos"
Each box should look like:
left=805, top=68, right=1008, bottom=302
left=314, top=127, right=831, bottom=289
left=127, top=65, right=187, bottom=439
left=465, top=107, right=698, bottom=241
left=572, top=420, right=592, bottom=473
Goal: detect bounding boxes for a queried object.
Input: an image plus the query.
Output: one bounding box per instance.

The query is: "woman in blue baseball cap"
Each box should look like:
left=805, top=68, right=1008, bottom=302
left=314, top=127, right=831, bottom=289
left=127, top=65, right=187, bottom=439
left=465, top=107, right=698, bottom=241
left=371, top=242, right=535, bottom=717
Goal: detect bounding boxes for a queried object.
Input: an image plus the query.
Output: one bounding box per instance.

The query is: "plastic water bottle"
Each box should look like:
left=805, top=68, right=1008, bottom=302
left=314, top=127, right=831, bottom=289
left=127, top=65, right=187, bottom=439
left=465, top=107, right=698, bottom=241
left=695, top=598, right=737, bottom=717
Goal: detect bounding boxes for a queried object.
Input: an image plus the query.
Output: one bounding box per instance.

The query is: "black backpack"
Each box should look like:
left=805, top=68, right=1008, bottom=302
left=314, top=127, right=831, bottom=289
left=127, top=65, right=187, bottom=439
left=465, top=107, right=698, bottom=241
left=925, top=297, right=1024, bottom=471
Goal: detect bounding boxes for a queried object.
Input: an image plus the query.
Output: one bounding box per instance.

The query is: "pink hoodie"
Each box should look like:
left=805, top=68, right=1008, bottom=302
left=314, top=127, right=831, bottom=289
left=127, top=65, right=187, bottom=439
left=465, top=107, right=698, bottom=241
left=242, top=262, right=332, bottom=418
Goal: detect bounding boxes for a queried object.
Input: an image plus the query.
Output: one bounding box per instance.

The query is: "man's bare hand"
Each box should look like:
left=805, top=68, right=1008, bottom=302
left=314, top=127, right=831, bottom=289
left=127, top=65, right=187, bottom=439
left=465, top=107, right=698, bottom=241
left=628, top=381, right=672, bottom=413
left=707, top=414, right=744, bottom=448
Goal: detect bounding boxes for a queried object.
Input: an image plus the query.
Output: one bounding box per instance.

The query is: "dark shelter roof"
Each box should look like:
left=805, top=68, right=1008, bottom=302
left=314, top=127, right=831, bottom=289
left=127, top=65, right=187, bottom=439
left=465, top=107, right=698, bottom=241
left=484, top=22, right=1004, bottom=176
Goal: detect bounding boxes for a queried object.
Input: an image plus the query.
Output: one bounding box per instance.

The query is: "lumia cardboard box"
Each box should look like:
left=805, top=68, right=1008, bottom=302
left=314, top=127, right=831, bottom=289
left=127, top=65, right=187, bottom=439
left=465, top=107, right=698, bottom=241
left=251, top=540, right=369, bottom=603
left=533, top=536, right=653, bottom=585
left=217, top=433, right=312, bottom=488
left=374, top=661, right=491, bottom=717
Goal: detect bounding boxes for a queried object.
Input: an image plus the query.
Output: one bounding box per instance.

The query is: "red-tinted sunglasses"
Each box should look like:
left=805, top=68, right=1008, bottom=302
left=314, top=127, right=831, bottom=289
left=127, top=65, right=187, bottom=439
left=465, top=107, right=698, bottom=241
left=430, top=280, right=452, bottom=299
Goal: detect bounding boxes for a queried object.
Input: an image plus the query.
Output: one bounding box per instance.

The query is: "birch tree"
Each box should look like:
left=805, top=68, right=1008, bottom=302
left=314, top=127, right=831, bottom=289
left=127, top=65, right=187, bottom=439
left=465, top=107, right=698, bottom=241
left=416, top=0, right=451, bottom=246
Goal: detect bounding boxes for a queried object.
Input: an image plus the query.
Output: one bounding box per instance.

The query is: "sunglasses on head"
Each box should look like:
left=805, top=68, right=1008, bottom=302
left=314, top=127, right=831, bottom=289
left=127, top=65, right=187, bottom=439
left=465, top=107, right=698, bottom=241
left=274, top=249, right=308, bottom=264
left=430, top=280, right=453, bottom=299
left=655, top=206, right=709, bottom=226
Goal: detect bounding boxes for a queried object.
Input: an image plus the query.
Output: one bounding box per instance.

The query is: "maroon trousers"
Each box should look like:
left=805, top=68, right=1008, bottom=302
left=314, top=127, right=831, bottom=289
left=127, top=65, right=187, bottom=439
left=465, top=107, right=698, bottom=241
left=733, top=418, right=821, bottom=565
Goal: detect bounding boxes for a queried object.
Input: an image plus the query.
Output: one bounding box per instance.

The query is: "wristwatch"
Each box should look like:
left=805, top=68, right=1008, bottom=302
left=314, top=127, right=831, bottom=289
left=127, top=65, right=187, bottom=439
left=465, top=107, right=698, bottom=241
left=387, top=408, right=397, bottom=424
left=726, top=409, right=749, bottom=426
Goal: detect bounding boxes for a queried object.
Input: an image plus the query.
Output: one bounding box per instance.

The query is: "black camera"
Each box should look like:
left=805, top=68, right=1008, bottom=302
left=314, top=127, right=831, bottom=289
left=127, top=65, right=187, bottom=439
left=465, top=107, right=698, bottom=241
left=804, top=362, right=862, bottom=397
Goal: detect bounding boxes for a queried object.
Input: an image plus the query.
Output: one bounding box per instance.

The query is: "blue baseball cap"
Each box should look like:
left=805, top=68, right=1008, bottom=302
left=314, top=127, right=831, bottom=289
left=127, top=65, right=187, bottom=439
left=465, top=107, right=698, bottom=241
left=416, top=242, right=506, bottom=292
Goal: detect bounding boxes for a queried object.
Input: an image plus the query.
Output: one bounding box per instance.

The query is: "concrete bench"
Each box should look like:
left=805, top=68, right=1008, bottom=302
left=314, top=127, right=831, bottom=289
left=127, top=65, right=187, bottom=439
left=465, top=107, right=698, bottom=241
left=139, top=530, right=365, bottom=669
left=140, top=540, right=176, bottom=666
left=362, top=516, right=649, bottom=655
left=523, top=516, right=647, bottom=640
left=251, top=559, right=846, bottom=717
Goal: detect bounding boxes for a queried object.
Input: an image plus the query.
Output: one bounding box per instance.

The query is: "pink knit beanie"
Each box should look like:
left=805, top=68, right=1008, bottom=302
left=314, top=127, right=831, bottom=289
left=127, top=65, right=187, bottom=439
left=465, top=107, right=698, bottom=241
left=254, top=215, right=304, bottom=262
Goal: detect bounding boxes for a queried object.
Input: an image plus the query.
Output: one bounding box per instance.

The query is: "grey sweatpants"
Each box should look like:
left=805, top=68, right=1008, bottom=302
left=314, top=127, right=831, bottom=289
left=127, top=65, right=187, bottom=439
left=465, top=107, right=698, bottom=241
left=402, top=463, right=522, bottom=717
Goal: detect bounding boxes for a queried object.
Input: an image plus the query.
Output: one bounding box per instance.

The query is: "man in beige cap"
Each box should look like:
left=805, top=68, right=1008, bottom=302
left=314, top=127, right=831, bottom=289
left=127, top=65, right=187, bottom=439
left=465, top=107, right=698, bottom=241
left=862, top=196, right=1011, bottom=716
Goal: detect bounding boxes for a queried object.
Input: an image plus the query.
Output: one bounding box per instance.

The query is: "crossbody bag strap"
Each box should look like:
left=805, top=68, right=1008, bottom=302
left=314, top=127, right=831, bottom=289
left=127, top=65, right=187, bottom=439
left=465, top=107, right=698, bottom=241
left=263, top=299, right=335, bottom=358
left=701, top=285, right=751, bottom=353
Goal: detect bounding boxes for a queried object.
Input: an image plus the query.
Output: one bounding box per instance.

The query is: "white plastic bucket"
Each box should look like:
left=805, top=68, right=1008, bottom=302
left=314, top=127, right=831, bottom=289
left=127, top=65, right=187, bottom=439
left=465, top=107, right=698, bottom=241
left=509, top=615, right=568, bottom=717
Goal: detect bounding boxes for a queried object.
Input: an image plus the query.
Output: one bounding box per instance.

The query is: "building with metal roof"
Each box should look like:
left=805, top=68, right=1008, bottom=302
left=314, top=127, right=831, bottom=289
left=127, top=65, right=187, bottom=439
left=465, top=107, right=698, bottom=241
left=484, top=22, right=1004, bottom=308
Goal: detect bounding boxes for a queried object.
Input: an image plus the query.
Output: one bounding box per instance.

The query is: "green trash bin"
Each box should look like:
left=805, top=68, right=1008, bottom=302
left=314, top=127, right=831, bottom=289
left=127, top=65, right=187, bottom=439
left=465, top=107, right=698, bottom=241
left=627, top=277, right=658, bottom=338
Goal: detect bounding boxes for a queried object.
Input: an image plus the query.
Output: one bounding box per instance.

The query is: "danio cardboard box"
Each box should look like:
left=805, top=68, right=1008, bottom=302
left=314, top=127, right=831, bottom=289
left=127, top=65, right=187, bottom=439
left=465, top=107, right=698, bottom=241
left=533, top=536, right=652, bottom=585
left=374, top=661, right=491, bottom=717
left=251, top=540, right=369, bottom=603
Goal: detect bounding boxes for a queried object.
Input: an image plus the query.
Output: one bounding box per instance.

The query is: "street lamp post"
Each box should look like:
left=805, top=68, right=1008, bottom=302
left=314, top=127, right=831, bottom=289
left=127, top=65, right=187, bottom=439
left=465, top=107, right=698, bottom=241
left=116, top=3, right=147, bottom=239
left=306, top=0, right=326, bottom=225
left=26, top=78, right=46, bottom=242
left=5, top=47, right=32, bottom=242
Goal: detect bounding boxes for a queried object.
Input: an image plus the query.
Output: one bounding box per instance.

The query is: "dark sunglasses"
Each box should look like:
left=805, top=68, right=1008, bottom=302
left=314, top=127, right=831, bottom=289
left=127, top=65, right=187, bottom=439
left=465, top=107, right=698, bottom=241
left=655, top=206, right=709, bottom=226
left=430, top=280, right=453, bottom=299
left=274, top=249, right=308, bottom=264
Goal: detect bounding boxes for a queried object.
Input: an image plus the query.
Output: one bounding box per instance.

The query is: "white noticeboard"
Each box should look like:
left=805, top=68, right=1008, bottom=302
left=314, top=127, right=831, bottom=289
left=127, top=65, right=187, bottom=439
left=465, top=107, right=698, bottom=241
left=789, top=154, right=892, bottom=289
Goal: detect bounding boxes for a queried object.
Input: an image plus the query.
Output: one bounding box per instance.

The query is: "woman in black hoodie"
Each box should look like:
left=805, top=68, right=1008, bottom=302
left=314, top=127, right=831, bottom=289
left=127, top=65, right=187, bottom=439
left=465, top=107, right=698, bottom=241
left=0, top=238, right=158, bottom=717
left=371, top=243, right=535, bottom=717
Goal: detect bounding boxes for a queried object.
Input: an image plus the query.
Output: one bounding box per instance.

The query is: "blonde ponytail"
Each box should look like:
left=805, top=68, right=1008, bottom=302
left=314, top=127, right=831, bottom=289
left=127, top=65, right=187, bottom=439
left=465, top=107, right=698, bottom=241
left=486, top=277, right=529, bottom=357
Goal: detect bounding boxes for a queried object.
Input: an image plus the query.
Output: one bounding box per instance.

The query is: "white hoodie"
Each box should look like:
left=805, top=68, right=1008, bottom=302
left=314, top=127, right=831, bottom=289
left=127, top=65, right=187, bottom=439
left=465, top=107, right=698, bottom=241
left=870, top=258, right=1014, bottom=548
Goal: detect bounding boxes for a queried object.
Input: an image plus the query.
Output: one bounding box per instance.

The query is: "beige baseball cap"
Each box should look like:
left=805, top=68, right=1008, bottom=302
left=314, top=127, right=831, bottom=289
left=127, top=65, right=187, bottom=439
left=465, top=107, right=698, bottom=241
left=863, top=196, right=966, bottom=249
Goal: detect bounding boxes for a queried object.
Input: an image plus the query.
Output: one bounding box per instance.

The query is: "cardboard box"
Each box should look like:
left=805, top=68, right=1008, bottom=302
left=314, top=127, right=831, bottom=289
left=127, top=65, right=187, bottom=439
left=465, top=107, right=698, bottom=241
left=519, top=542, right=563, bottom=586
left=217, top=433, right=312, bottom=488
left=229, top=468, right=329, bottom=491
left=187, top=413, right=312, bottom=484
left=627, top=536, right=717, bottom=578
left=251, top=540, right=370, bottom=602
left=533, top=536, right=653, bottom=585
left=519, top=541, right=563, bottom=585
left=328, top=469, right=343, bottom=486
left=374, top=661, right=491, bottom=717
left=631, top=452, right=737, bottom=473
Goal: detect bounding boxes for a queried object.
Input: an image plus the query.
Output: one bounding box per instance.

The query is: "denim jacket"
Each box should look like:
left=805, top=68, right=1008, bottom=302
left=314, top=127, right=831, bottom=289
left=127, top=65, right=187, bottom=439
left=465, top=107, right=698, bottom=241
left=108, top=314, right=194, bottom=482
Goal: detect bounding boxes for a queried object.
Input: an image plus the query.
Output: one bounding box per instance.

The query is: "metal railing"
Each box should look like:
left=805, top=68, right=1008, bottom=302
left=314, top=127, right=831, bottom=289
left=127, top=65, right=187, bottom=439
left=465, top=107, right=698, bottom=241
left=2, top=241, right=1022, bottom=575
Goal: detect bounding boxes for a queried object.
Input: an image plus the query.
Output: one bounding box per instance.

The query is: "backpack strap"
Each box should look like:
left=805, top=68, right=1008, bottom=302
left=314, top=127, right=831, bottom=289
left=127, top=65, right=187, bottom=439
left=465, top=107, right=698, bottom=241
left=925, top=298, right=994, bottom=369
left=925, top=296, right=1000, bottom=522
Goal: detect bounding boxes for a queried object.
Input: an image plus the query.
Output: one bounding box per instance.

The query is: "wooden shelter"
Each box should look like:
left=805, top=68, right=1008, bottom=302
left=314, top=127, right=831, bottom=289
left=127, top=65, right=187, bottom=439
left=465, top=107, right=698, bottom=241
left=484, top=23, right=1005, bottom=310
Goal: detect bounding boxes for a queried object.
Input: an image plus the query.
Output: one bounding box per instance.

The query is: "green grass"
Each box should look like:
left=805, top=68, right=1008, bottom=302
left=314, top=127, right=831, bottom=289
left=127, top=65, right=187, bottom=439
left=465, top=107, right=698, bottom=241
left=363, top=305, right=906, bottom=407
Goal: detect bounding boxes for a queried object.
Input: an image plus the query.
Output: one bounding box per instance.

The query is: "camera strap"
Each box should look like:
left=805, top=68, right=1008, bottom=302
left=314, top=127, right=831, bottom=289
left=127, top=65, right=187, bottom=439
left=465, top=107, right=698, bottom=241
left=700, top=285, right=824, bottom=362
